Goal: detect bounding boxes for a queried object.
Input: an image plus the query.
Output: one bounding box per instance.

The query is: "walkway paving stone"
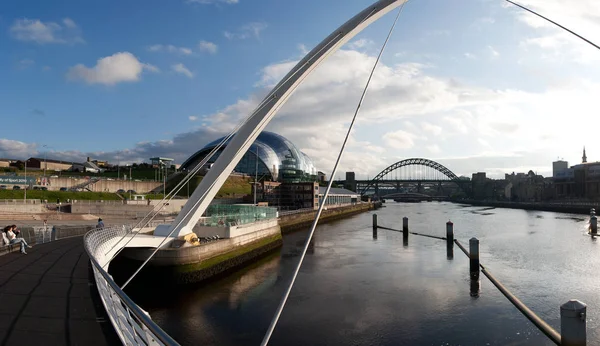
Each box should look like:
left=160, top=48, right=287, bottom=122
left=0, top=237, right=121, bottom=346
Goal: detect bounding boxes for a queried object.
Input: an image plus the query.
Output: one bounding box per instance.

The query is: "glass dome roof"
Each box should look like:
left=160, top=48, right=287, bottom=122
left=181, top=131, right=317, bottom=182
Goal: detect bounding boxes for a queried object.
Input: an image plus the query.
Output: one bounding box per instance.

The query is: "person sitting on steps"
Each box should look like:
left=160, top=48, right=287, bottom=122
left=6, top=225, right=32, bottom=254
left=96, top=218, right=105, bottom=229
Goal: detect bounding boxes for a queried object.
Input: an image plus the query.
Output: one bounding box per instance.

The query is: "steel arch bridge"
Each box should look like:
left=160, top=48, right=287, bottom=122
left=358, top=158, right=470, bottom=196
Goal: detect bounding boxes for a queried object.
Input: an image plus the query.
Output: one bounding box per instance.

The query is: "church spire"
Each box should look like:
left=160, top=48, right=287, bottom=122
left=582, top=146, right=587, bottom=163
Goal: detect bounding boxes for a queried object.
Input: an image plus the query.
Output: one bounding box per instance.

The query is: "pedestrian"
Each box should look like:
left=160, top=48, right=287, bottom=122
left=97, top=218, right=105, bottom=228
left=6, top=225, right=31, bottom=254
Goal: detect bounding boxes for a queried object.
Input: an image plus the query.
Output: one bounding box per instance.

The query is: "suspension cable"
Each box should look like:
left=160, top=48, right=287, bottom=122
left=259, top=4, right=406, bottom=346
left=104, top=29, right=351, bottom=269
left=505, top=0, right=600, bottom=50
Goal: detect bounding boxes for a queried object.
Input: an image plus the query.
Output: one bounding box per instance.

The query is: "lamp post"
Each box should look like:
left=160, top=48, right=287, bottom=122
left=43, top=144, right=48, bottom=178
left=254, top=146, right=259, bottom=205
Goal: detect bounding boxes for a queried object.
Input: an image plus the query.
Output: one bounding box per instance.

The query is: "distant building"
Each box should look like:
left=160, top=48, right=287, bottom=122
left=344, top=171, right=356, bottom=192
left=26, top=158, right=74, bottom=171
left=553, top=148, right=600, bottom=199
left=87, top=157, right=109, bottom=168
left=552, top=160, right=569, bottom=178
left=180, top=132, right=317, bottom=183
left=0, top=159, right=13, bottom=168
left=317, top=171, right=326, bottom=184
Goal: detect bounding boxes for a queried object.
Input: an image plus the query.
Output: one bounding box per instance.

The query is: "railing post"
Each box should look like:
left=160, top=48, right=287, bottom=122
left=561, top=299, right=586, bottom=346
left=469, top=237, right=479, bottom=279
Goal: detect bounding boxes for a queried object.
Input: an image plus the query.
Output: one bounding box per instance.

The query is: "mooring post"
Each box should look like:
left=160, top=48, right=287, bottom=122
left=560, top=299, right=586, bottom=346
left=591, top=215, right=597, bottom=235
left=372, top=214, right=378, bottom=238
left=402, top=217, right=409, bottom=244
left=446, top=221, right=454, bottom=260
left=446, top=221, right=454, bottom=244
left=469, top=237, right=479, bottom=279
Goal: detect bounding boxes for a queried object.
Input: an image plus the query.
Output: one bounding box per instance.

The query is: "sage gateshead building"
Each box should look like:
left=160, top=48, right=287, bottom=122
left=180, top=131, right=318, bottom=183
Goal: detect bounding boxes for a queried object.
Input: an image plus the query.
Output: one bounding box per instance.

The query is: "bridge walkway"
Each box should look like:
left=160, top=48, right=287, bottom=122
left=0, top=237, right=119, bottom=346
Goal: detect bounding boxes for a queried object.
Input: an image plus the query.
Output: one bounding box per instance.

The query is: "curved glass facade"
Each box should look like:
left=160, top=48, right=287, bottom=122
left=181, top=131, right=317, bottom=182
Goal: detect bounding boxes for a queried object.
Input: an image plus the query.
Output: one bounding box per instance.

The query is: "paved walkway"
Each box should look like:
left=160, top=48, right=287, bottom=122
left=0, top=237, right=120, bottom=346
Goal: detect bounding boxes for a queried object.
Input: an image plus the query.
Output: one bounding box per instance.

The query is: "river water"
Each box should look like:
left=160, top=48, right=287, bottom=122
left=127, top=202, right=600, bottom=345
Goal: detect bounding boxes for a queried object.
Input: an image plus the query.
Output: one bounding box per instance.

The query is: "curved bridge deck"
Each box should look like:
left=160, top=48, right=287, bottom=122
left=0, top=237, right=119, bottom=346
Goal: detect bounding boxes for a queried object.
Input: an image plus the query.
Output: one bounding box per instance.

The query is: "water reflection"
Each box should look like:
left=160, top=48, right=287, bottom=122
left=126, top=201, right=600, bottom=346
left=447, top=243, right=454, bottom=260
left=470, top=279, right=481, bottom=298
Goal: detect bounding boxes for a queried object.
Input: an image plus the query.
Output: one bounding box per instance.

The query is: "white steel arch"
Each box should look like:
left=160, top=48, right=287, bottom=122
left=157, top=0, right=408, bottom=237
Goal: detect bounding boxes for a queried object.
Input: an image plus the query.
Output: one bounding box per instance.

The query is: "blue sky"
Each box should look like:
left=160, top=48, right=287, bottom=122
left=1, top=0, right=599, bottom=179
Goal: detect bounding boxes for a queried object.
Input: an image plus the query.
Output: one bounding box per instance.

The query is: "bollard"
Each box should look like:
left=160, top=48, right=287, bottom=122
left=591, top=215, right=597, bottom=235
left=372, top=214, right=378, bottom=239
left=446, top=221, right=454, bottom=244
left=402, top=217, right=408, bottom=232
left=561, top=299, right=586, bottom=346
left=469, top=237, right=479, bottom=279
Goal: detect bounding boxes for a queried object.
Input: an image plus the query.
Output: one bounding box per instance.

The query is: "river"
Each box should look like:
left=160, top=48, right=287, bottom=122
left=126, top=201, right=600, bottom=345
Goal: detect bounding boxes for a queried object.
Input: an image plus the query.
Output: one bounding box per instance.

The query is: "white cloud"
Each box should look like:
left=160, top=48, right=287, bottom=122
left=224, top=22, right=267, bottom=40
left=189, top=115, right=198, bottom=121
left=198, top=40, right=218, bottom=54
left=147, top=44, right=192, bottom=55
left=0, top=139, right=38, bottom=159
left=67, top=52, right=158, bottom=85
left=382, top=130, right=417, bottom=150
left=426, top=144, right=441, bottom=154
left=347, top=38, right=374, bottom=50
left=464, top=52, right=477, bottom=59
left=487, top=45, right=499, bottom=58
left=172, top=63, right=194, bottom=78
left=10, top=18, right=84, bottom=44
left=421, top=122, right=442, bottom=136
left=512, top=0, right=600, bottom=64
left=17, top=59, right=35, bottom=69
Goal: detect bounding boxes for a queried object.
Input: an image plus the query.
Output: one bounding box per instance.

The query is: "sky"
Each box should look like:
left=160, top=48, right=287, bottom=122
left=1, top=0, right=599, bottom=179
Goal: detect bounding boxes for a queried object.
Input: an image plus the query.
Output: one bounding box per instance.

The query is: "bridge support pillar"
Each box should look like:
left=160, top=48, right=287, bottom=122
left=469, top=237, right=479, bottom=280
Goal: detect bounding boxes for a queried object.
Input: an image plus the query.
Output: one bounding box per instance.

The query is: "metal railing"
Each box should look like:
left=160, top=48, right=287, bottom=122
left=84, top=227, right=179, bottom=346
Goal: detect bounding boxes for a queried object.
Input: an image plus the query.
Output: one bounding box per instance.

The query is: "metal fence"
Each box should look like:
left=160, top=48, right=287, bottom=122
left=84, top=226, right=179, bottom=346
left=198, top=204, right=278, bottom=227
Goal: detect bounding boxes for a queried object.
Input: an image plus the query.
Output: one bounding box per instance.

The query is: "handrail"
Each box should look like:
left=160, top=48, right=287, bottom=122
left=84, top=227, right=179, bottom=346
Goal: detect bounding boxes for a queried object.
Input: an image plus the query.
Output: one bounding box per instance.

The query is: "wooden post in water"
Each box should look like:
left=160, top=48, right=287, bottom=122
left=560, top=299, right=586, bottom=346
left=446, top=221, right=454, bottom=260
left=446, top=221, right=454, bottom=244
left=469, top=237, right=479, bottom=279
left=372, top=214, right=377, bottom=238
left=591, top=215, right=597, bottom=236
left=402, top=217, right=408, bottom=244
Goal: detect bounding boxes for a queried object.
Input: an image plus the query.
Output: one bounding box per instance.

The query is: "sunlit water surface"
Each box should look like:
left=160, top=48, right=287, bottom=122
left=127, top=202, right=599, bottom=345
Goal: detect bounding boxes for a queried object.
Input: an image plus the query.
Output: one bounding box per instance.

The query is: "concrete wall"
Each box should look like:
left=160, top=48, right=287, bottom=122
left=0, top=203, right=43, bottom=213
left=46, top=177, right=161, bottom=193
left=192, top=218, right=278, bottom=239
left=279, top=202, right=375, bottom=233
left=121, top=225, right=280, bottom=266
